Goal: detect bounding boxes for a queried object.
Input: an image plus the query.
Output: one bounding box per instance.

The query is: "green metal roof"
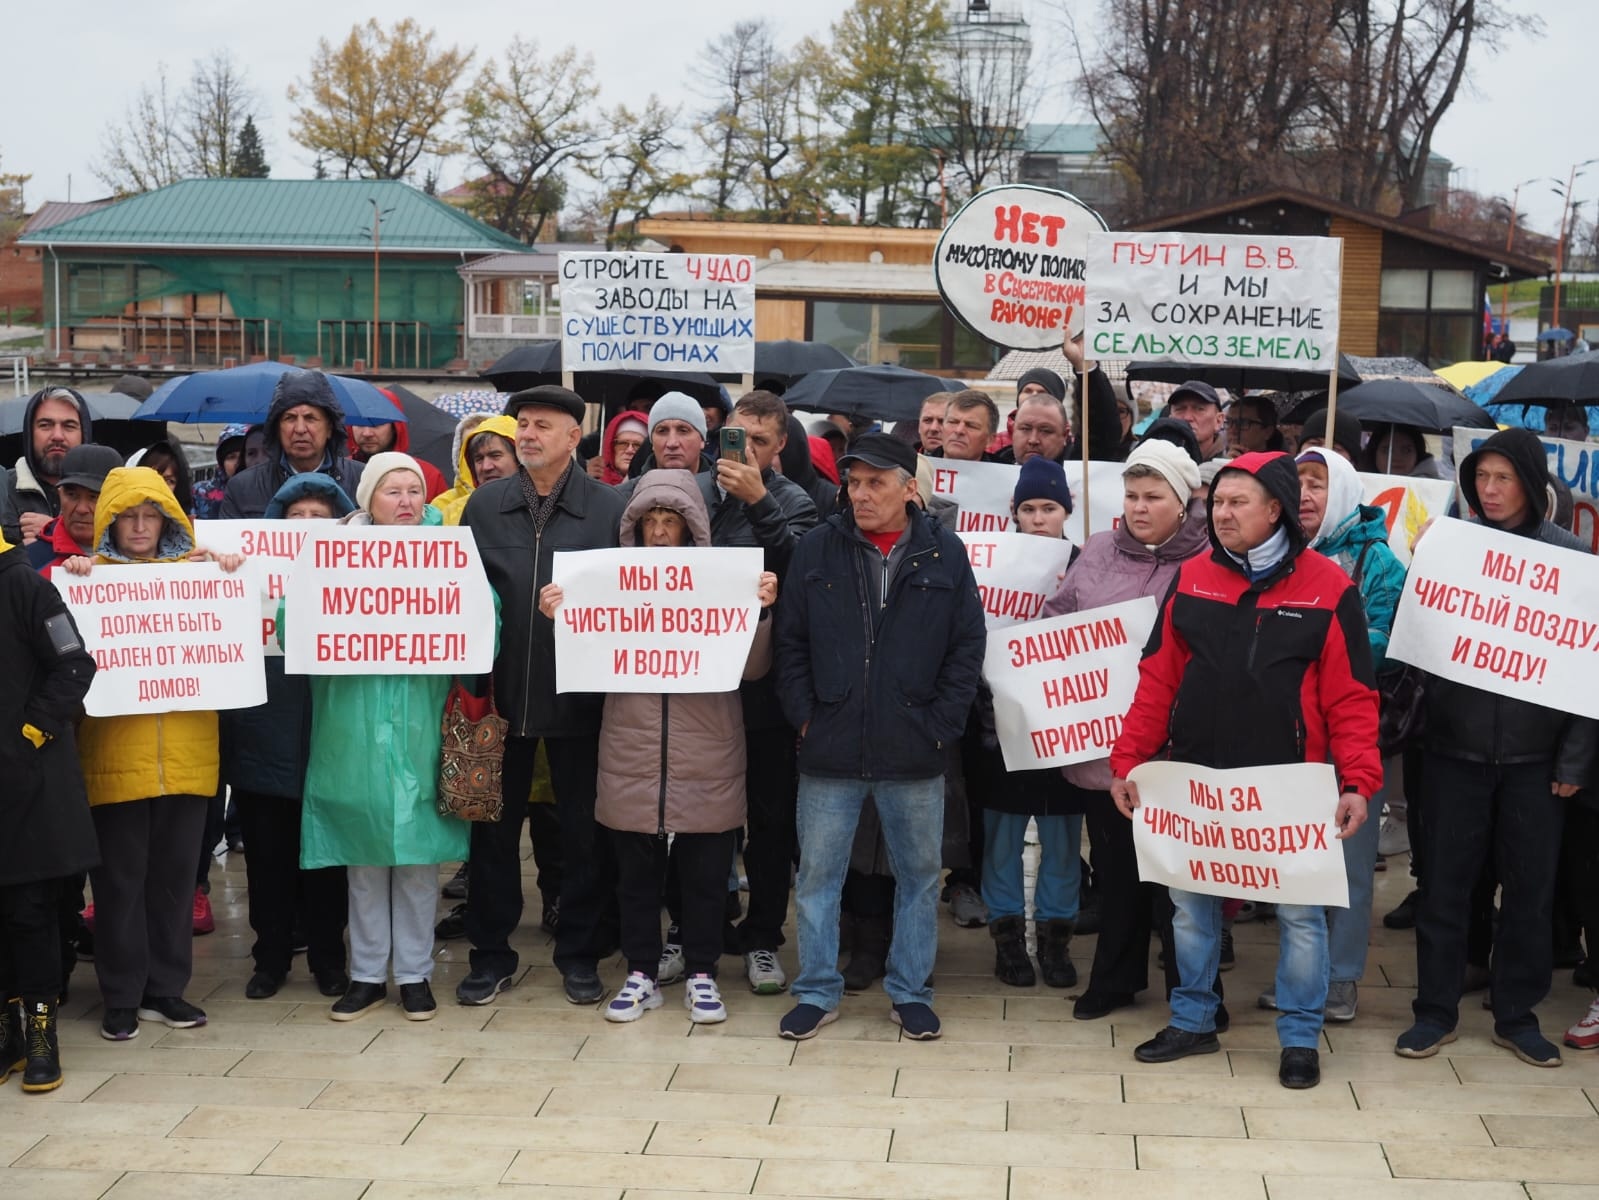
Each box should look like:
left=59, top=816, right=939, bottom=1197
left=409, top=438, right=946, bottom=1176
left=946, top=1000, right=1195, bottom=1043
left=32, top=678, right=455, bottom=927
left=19, top=178, right=527, bottom=253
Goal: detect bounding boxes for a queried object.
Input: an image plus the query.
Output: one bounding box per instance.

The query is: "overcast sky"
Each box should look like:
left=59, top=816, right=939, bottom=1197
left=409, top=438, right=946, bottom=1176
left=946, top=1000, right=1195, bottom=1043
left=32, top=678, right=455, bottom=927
left=6, top=0, right=1586, bottom=238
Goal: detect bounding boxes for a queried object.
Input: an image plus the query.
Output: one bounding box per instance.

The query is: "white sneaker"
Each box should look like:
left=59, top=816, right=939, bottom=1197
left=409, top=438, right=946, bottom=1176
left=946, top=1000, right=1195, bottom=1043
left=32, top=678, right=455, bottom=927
left=684, top=973, right=727, bottom=1023
left=1565, top=996, right=1599, bottom=1050
left=744, top=949, right=787, bottom=995
left=658, top=941, right=686, bottom=986
left=1378, top=815, right=1410, bottom=858
left=604, top=972, right=663, bottom=1023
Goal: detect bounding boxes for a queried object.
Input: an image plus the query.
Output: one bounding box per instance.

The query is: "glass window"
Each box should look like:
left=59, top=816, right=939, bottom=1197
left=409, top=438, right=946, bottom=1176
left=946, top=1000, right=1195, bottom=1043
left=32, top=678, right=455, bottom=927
left=812, top=300, right=945, bottom=367
left=1380, top=269, right=1429, bottom=308
left=1426, top=314, right=1475, bottom=366
left=1376, top=311, right=1427, bottom=360
left=1429, top=270, right=1476, bottom=310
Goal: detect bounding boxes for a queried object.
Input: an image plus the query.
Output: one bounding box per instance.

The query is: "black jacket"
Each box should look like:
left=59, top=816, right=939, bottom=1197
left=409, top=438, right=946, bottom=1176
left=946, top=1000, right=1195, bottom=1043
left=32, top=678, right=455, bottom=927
left=463, top=466, right=625, bottom=738
left=219, top=375, right=364, bottom=518
left=0, top=543, right=99, bottom=886
left=776, top=504, right=987, bottom=780
left=1423, top=428, right=1597, bottom=781
left=777, top=416, right=839, bottom=516
left=994, top=366, right=1125, bottom=464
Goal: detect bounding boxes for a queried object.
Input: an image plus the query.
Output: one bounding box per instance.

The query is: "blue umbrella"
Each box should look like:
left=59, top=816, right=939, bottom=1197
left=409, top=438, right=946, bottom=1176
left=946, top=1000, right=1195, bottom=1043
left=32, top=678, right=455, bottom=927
left=132, top=362, right=403, bottom=426
left=1463, top=365, right=1523, bottom=406
left=1538, top=327, right=1574, bottom=343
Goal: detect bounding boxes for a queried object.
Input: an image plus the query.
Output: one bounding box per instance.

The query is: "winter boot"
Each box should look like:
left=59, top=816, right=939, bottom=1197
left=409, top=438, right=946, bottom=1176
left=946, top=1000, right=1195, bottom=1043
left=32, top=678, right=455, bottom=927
left=1038, top=918, right=1077, bottom=989
left=20, top=998, right=61, bottom=1093
left=990, top=915, right=1036, bottom=987
left=0, top=999, right=22, bottom=1084
left=843, top=914, right=889, bottom=992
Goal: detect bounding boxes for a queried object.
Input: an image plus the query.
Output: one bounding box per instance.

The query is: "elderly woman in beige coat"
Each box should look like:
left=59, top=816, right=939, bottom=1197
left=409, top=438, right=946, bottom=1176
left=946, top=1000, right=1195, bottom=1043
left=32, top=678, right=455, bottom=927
left=539, top=469, right=775, bottom=1025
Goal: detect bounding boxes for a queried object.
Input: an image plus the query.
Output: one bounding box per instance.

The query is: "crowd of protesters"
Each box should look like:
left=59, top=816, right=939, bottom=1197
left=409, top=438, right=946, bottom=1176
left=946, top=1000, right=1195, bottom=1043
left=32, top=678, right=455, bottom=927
left=2, top=354, right=1596, bottom=1097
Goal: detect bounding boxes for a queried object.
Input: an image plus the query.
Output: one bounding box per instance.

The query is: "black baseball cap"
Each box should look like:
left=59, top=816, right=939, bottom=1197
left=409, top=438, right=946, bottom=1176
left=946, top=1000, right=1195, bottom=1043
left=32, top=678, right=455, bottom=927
left=57, top=444, right=125, bottom=492
left=504, top=385, right=586, bottom=423
left=1168, top=379, right=1222, bottom=408
left=837, top=432, right=917, bottom=475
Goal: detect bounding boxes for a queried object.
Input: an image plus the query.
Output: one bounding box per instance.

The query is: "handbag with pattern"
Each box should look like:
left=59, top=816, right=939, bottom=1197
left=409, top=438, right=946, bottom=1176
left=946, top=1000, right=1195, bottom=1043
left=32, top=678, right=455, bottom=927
left=438, top=680, right=509, bottom=821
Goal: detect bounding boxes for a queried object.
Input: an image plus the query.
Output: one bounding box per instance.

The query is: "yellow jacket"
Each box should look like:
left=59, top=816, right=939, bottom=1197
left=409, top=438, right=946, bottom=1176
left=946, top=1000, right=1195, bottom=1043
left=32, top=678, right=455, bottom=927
left=76, top=467, right=219, bottom=807
left=435, top=415, right=518, bottom=526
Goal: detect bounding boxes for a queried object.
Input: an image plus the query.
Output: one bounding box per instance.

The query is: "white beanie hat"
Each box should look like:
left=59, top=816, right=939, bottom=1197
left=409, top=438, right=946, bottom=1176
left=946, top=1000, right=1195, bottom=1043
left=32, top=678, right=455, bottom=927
left=647, top=392, right=708, bottom=439
left=356, top=451, right=426, bottom=512
left=1123, top=438, right=1201, bottom=507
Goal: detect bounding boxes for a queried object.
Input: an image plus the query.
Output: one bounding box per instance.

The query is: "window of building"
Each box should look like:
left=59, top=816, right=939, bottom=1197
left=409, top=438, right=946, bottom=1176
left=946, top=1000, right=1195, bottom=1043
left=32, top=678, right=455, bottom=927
left=809, top=299, right=1001, bottom=371
left=1377, top=268, right=1478, bottom=366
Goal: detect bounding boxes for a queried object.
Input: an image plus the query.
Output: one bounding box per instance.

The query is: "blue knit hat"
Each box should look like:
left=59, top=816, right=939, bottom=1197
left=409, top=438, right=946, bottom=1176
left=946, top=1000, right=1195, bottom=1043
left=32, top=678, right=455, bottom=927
left=1012, top=456, right=1073, bottom=513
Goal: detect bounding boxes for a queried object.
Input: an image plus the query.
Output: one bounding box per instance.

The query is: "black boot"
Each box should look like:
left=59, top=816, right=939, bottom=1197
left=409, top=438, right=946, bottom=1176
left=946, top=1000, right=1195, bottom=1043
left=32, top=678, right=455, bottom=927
left=20, top=998, right=61, bottom=1093
left=843, top=914, right=889, bottom=992
left=990, top=915, right=1036, bottom=987
left=1037, top=918, right=1077, bottom=988
left=0, top=998, right=22, bottom=1084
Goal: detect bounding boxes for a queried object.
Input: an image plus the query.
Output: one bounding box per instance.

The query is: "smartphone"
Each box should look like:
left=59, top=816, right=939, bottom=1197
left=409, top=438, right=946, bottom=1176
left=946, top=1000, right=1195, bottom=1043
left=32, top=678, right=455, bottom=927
left=720, top=425, right=746, bottom=464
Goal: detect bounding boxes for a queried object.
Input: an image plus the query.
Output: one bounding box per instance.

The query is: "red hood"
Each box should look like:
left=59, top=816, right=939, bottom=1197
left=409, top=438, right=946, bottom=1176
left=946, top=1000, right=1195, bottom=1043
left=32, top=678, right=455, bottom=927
left=348, top=390, right=412, bottom=458
left=601, top=409, right=650, bottom=486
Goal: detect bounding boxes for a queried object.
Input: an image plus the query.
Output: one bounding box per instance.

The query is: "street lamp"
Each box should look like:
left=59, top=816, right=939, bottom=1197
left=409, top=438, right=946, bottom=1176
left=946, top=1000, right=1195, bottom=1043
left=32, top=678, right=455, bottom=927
left=1497, top=176, right=1540, bottom=345
left=1552, top=159, right=1598, bottom=335
left=360, top=200, right=396, bottom=372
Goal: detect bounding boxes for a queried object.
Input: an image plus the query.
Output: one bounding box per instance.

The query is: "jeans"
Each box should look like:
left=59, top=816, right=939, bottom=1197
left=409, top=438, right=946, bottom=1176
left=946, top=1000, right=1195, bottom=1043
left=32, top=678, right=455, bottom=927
left=980, top=811, right=1082, bottom=922
left=1170, top=887, right=1326, bottom=1048
left=793, top=774, right=943, bottom=1010
left=347, top=864, right=439, bottom=985
left=1326, top=758, right=1389, bottom=985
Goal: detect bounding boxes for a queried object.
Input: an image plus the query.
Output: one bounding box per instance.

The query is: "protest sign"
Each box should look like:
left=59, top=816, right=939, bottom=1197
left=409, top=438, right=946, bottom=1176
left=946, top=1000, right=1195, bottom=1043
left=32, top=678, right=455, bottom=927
left=1356, top=473, right=1456, bottom=566
left=960, top=531, right=1078, bottom=629
left=282, top=527, right=496, bottom=676
left=1083, top=231, right=1342, bottom=370
left=1129, top=760, right=1350, bottom=907
left=551, top=547, right=763, bottom=694
left=1453, top=425, right=1599, bottom=553
left=1387, top=516, right=1599, bottom=719
left=60, top=562, right=264, bottom=718
left=934, top=184, right=1106, bottom=350
left=924, top=455, right=1126, bottom=543
left=982, top=597, right=1158, bottom=770
left=194, top=519, right=321, bottom=656
left=559, top=251, right=755, bottom=373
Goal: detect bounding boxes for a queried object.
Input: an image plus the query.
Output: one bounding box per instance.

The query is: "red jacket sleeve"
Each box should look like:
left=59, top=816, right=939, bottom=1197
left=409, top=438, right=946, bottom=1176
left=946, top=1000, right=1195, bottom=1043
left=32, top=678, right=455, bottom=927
left=1317, top=583, right=1383, bottom=799
left=1109, top=575, right=1190, bottom=779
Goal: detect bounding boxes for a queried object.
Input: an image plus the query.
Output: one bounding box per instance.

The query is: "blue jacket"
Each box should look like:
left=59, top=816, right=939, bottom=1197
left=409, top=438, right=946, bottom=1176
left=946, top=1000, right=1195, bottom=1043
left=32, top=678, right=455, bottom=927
left=1313, top=503, right=1405, bottom=670
left=776, top=504, right=986, bottom=781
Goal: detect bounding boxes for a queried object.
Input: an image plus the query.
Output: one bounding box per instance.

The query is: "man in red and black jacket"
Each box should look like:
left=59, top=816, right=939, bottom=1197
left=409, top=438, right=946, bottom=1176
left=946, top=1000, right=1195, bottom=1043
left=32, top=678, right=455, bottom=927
left=1109, top=450, right=1382, bottom=1090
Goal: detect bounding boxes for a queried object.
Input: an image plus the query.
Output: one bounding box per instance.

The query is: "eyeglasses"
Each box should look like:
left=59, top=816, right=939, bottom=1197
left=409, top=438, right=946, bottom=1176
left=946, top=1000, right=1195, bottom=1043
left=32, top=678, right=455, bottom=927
left=1225, top=417, right=1267, bottom=431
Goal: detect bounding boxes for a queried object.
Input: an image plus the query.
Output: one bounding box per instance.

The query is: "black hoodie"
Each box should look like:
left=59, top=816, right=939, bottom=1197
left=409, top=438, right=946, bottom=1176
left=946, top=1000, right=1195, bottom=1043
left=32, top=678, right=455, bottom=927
left=6, top=387, right=95, bottom=537
left=777, top=415, right=838, bottom=515
left=218, top=371, right=364, bottom=519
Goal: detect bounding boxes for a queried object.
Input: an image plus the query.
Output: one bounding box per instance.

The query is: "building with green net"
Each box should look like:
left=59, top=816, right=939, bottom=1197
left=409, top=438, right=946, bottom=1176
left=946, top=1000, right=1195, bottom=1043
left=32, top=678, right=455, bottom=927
left=19, top=179, right=527, bottom=370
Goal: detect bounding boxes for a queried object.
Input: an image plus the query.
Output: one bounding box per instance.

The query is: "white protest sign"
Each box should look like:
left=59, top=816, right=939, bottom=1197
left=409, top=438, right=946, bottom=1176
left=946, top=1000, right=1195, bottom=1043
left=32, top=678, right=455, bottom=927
left=559, top=252, right=755, bottom=373
left=1453, top=426, right=1599, bottom=554
left=1387, top=516, right=1599, bottom=718
left=960, top=531, right=1078, bottom=629
left=1356, top=473, right=1456, bottom=567
left=1129, top=761, right=1350, bottom=907
left=1084, top=231, right=1342, bottom=370
left=60, top=562, right=265, bottom=718
left=934, top=184, right=1106, bottom=350
left=924, top=455, right=1127, bottom=543
left=551, top=547, right=763, bottom=694
left=282, top=527, right=496, bottom=675
left=194, top=519, right=324, bottom=656
left=982, top=597, right=1158, bottom=770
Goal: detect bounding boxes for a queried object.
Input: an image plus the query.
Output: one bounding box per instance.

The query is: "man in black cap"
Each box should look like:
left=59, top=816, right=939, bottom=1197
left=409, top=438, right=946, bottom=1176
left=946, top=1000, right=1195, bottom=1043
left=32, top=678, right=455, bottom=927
left=774, top=432, right=986, bottom=1041
left=1168, top=380, right=1227, bottom=462
left=458, top=385, right=625, bottom=1006
left=28, top=445, right=124, bottom=576
left=220, top=370, right=365, bottom=518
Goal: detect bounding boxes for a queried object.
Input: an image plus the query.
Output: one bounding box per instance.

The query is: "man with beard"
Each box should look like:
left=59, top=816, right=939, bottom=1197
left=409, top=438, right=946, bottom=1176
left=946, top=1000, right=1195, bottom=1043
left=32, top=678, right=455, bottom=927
left=5, top=387, right=91, bottom=545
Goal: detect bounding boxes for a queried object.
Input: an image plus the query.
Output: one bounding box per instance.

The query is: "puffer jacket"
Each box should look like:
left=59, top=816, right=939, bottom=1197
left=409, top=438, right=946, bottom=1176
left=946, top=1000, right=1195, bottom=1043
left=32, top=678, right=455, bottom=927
left=434, top=415, right=517, bottom=525
left=1299, top=448, right=1405, bottom=669
left=1422, top=427, right=1597, bottom=780
left=1041, top=497, right=1210, bottom=791
left=219, top=371, right=365, bottom=518
left=76, top=468, right=220, bottom=807
left=596, top=471, right=773, bottom=835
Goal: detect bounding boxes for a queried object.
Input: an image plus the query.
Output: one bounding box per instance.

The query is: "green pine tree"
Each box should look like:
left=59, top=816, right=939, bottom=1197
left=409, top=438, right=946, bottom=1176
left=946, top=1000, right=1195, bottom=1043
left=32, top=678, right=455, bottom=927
left=232, top=116, right=270, bottom=178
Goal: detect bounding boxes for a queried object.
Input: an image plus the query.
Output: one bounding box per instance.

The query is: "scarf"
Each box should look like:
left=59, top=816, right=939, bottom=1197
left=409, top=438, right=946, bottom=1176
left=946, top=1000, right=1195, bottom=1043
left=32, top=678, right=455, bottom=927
left=518, top=459, right=574, bottom=538
left=1226, top=525, right=1291, bottom=581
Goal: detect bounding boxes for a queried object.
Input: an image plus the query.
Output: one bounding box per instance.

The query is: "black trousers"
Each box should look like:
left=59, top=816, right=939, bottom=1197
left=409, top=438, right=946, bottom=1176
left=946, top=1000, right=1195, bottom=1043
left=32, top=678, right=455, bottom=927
left=1560, top=804, right=1599, bottom=968
left=0, top=879, right=63, bottom=1000
left=90, top=794, right=207, bottom=1009
left=614, top=828, right=735, bottom=978
left=736, top=726, right=798, bottom=952
left=196, top=786, right=226, bottom=892
left=1081, top=787, right=1181, bottom=996
left=235, top=791, right=348, bottom=979
left=467, top=735, right=614, bottom=978
left=1413, top=753, right=1564, bottom=1035
left=948, top=726, right=987, bottom=887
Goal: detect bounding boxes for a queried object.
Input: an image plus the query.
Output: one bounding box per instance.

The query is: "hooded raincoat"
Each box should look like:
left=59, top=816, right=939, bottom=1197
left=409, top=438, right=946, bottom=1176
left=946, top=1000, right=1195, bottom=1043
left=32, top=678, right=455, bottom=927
left=600, top=410, right=650, bottom=486
left=1298, top=448, right=1405, bottom=668
left=219, top=372, right=365, bottom=519
left=348, top=390, right=448, bottom=500
left=433, top=415, right=517, bottom=525
left=76, top=468, right=221, bottom=807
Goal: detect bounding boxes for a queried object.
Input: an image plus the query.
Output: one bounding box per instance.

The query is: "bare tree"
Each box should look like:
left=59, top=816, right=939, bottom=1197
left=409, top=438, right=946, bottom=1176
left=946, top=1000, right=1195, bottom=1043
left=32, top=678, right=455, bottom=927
left=94, top=65, right=186, bottom=195
left=182, top=50, right=257, bottom=178
left=586, top=98, right=692, bottom=248
left=693, top=21, right=775, bottom=214
left=931, top=9, right=1037, bottom=200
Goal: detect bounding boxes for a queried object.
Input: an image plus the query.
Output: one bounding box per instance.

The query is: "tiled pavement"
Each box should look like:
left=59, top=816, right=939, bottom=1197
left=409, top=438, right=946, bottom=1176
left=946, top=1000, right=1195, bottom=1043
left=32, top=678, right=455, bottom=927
left=4, top=849, right=1597, bottom=1199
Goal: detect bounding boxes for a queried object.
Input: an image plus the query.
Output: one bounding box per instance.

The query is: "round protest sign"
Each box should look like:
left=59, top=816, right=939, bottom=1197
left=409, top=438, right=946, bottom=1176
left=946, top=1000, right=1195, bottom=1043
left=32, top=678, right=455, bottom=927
left=934, top=184, right=1106, bottom=351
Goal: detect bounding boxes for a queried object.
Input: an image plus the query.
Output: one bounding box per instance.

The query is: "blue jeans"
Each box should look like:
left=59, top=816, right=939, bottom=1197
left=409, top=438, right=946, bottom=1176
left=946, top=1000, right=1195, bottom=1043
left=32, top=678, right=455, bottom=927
left=1326, top=758, right=1390, bottom=984
left=1170, top=887, right=1327, bottom=1048
left=792, top=774, right=944, bottom=1010
left=980, top=811, right=1082, bottom=922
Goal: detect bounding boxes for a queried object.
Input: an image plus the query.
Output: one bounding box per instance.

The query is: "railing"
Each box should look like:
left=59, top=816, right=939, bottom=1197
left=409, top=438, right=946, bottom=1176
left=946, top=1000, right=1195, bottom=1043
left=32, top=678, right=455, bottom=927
left=468, top=313, right=561, bottom=339
left=3, top=355, right=28, bottom=397
left=316, top=320, right=433, bottom=370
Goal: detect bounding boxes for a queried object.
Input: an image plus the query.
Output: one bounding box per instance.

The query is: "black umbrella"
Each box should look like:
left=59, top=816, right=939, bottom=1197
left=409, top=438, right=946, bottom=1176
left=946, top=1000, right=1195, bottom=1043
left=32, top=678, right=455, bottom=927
left=781, top=364, right=965, bottom=425
left=753, top=340, right=858, bottom=390
left=1333, top=378, right=1495, bottom=432
left=1125, top=355, right=1360, bottom=393
left=574, top=370, right=730, bottom=412
left=1490, top=350, right=1599, bottom=406
left=384, top=384, right=463, bottom=482
left=0, top=389, right=143, bottom=437
left=480, top=342, right=563, bottom=391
